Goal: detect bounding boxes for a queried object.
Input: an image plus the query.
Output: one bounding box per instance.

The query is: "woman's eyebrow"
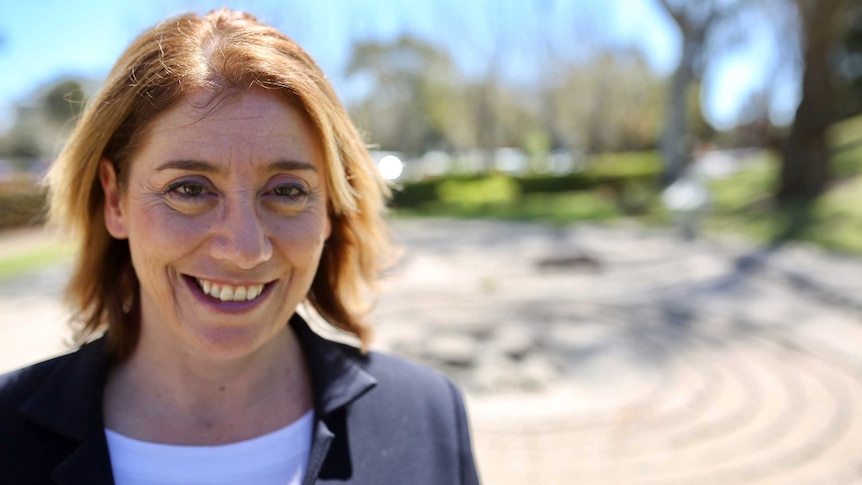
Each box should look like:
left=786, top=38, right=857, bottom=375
left=267, top=160, right=318, bottom=173
left=155, top=160, right=218, bottom=173
left=154, top=160, right=317, bottom=174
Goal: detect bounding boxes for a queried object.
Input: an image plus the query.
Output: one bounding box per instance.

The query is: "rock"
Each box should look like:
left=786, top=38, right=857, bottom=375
left=471, top=353, right=559, bottom=392
left=493, top=325, right=536, bottom=360
left=534, top=253, right=602, bottom=272
left=519, top=354, right=560, bottom=389
left=422, top=333, right=477, bottom=368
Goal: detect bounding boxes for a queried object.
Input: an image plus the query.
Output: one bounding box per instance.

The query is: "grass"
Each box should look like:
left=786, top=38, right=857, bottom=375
left=704, top=142, right=862, bottom=254
left=395, top=190, right=624, bottom=226
left=0, top=241, right=72, bottom=281
left=394, top=144, right=862, bottom=256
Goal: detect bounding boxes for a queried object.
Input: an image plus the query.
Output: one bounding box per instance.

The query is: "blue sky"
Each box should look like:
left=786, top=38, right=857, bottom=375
left=0, top=0, right=798, bottom=132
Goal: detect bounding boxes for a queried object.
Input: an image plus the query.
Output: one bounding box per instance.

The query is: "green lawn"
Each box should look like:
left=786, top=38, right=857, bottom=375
left=0, top=242, right=72, bottom=281
left=394, top=147, right=862, bottom=256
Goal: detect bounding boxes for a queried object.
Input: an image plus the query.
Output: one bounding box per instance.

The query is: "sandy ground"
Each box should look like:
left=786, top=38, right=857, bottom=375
left=2, top=219, right=862, bottom=484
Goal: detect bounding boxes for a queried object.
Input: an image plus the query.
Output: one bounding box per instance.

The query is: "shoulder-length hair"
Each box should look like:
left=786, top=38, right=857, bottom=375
left=46, top=8, right=393, bottom=359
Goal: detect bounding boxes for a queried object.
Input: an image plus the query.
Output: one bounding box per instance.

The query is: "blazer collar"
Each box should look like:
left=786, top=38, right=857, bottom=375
left=289, top=314, right=377, bottom=416
left=290, top=314, right=378, bottom=484
left=16, top=316, right=377, bottom=484
left=18, top=337, right=110, bottom=440
left=19, top=317, right=377, bottom=431
left=18, top=337, right=114, bottom=484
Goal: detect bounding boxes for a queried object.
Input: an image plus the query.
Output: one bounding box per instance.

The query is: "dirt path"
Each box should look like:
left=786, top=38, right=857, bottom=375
left=2, top=219, right=862, bottom=484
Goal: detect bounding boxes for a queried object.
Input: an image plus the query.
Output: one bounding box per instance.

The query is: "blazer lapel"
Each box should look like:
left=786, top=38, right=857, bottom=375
left=302, top=418, right=334, bottom=485
left=18, top=338, right=115, bottom=484
left=51, top=432, right=115, bottom=485
left=291, top=315, right=377, bottom=483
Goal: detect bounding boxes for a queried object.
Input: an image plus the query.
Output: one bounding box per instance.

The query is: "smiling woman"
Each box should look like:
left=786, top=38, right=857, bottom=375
left=99, top=89, right=331, bottom=363
left=0, top=8, right=479, bottom=485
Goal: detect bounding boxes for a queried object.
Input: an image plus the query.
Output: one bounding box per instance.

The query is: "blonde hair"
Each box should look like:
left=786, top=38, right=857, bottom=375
left=47, top=8, right=392, bottom=359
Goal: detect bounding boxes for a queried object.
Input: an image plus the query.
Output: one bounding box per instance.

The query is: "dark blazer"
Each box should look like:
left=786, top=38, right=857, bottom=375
left=0, top=316, right=480, bottom=484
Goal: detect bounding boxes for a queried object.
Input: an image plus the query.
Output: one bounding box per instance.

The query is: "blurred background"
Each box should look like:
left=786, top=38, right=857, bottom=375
left=2, top=1, right=862, bottom=484
left=1, top=0, right=861, bottom=246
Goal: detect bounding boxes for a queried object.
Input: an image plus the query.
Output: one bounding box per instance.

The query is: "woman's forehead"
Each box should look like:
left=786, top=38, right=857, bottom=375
left=160, top=89, right=307, bottom=129
left=118, top=88, right=328, bottom=183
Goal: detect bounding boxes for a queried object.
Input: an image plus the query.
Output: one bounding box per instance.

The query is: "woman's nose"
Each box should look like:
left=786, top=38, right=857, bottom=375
left=209, top=197, right=273, bottom=269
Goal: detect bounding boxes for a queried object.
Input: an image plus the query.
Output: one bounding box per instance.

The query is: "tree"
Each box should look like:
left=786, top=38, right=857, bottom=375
left=0, top=78, right=88, bottom=166
left=543, top=50, right=666, bottom=154
left=345, top=35, right=465, bottom=156
left=657, top=0, right=744, bottom=184
left=832, top=4, right=862, bottom=121
left=778, top=0, right=854, bottom=201
left=43, top=80, right=86, bottom=124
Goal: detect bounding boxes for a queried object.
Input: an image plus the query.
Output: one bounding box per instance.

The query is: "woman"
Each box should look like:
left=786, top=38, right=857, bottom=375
left=0, top=9, right=479, bottom=485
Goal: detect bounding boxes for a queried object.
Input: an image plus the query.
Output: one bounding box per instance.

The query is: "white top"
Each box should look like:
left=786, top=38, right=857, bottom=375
left=105, top=410, right=314, bottom=485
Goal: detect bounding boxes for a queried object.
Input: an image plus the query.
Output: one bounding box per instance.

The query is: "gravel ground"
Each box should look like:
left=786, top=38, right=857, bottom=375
left=3, top=219, right=862, bottom=484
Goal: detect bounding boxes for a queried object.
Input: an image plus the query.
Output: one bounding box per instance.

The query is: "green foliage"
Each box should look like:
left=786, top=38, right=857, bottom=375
left=391, top=151, right=662, bottom=213
left=586, top=151, right=662, bottom=178
left=830, top=113, right=862, bottom=178
left=832, top=142, right=862, bottom=178
left=436, top=175, right=520, bottom=207
left=44, top=79, right=86, bottom=123
left=390, top=151, right=664, bottom=223
left=829, top=113, right=862, bottom=149
left=392, top=142, right=862, bottom=255
left=0, top=243, right=70, bottom=281
left=0, top=182, right=47, bottom=229
left=522, top=129, right=552, bottom=156
left=707, top=150, right=862, bottom=254
left=396, top=191, right=621, bottom=226
left=346, top=35, right=666, bottom=155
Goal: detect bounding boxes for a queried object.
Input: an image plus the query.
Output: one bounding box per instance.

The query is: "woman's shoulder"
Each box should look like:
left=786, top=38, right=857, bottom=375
left=333, top=340, right=469, bottom=416
left=364, top=349, right=458, bottom=393
left=295, top=317, right=467, bottom=409
left=0, top=351, right=78, bottom=407
left=315, top=341, right=479, bottom=484
left=0, top=339, right=106, bottom=419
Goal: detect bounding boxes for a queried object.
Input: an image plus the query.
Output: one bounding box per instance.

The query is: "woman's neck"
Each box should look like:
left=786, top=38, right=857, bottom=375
left=102, top=326, right=313, bottom=445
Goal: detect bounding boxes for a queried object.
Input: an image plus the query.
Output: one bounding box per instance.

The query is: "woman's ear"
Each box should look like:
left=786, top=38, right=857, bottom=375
left=100, top=159, right=129, bottom=239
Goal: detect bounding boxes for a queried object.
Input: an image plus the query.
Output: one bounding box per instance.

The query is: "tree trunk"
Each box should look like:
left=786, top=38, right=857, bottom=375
left=660, top=36, right=698, bottom=185
left=778, top=0, right=845, bottom=201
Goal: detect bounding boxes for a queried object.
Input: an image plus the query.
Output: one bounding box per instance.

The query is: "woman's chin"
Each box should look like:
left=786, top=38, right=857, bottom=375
left=179, top=323, right=286, bottom=362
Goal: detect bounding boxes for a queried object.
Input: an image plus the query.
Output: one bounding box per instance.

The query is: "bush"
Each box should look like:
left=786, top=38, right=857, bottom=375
left=437, top=175, right=521, bottom=206
left=389, top=151, right=662, bottom=211
left=0, top=182, right=47, bottom=230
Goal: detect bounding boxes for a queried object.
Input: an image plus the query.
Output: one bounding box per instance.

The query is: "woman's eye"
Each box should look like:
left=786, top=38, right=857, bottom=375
left=272, top=185, right=306, bottom=199
left=273, top=185, right=303, bottom=197
left=166, top=181, right=208, bottom=199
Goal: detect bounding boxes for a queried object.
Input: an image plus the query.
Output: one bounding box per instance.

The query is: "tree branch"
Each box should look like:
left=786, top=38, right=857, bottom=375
left=657, top=0, right=688, bottom=29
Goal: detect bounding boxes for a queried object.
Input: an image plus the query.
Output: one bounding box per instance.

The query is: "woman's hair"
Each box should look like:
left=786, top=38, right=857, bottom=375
left=46, top=8, right=393, bottom=359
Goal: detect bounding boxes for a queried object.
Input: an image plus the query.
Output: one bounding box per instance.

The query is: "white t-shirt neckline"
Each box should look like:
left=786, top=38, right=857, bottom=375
left=105, top=410, right=314, bottom=485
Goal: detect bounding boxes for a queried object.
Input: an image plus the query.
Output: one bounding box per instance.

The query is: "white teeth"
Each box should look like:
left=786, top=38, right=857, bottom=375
left=196, top=279, right=266, bottom=302
left=246, top=285, right=263, bottom=300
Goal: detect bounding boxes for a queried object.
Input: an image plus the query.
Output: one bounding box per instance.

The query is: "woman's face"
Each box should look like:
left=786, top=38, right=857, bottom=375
left=101, top=88, right=330, bottom=360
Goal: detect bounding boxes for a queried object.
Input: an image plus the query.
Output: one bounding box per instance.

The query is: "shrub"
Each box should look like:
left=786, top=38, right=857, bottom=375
left=0, top=182, right=47, bottom=230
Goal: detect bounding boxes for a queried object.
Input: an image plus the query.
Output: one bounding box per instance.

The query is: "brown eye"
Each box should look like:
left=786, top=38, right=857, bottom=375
left=166, top=181, right=210, bottom=200
left=273, top=185, right=302, bottom=197
left=165, top=180, right=213, bottom=203
left=179, top=184, right=204, bottom=196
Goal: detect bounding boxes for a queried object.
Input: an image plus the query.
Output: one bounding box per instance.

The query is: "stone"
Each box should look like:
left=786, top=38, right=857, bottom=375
left=493, top=325, right=537, bottom=360
left=422, top=333, right=477, bottom=368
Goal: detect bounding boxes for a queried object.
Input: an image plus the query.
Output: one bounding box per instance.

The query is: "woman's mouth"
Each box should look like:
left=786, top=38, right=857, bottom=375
left=194, top=277, right=267, bottom=302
